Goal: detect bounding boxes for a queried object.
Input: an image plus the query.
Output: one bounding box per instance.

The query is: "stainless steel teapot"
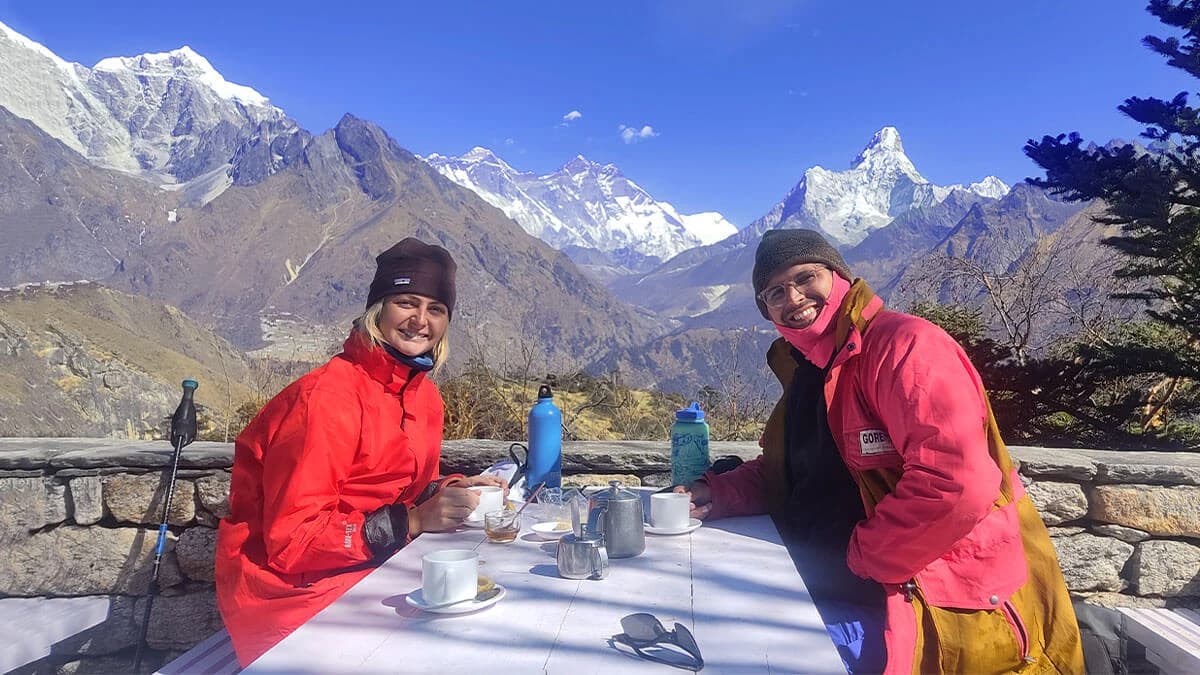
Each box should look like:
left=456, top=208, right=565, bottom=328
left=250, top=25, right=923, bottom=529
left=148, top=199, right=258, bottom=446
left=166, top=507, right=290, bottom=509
left=587, top=480, right=645, bottom=559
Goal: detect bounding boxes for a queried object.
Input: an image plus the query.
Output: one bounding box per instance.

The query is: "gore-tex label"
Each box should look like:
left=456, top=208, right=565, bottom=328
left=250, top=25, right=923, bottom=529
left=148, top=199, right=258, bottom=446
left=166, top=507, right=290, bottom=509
left=859, top=429, right=896, bottom=456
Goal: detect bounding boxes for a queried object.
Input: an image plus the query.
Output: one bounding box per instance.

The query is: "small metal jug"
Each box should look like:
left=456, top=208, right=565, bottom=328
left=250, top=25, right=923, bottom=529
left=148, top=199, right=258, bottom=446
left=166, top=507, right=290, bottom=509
left=588, top=480, right=645, bottom=559
left=556, top=531, right=609, bottom=580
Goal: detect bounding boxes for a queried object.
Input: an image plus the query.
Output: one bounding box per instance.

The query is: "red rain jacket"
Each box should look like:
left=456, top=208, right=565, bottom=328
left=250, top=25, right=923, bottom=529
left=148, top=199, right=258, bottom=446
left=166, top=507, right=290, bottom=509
left=216, top=332, right=445, bottom=666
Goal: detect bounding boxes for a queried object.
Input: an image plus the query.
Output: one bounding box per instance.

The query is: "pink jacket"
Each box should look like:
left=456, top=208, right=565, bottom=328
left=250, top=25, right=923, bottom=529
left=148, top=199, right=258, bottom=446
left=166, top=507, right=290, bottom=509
left=707, top=300, right=1006, bottom=586
left=704, top=287, right=1054, bottom=673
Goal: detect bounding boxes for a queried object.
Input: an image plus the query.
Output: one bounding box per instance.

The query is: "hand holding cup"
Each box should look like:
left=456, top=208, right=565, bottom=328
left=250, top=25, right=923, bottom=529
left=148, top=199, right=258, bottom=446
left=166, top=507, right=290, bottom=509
left=672, top=482, right=712, bottom=520
left=411, top=486, right=479, bottom=534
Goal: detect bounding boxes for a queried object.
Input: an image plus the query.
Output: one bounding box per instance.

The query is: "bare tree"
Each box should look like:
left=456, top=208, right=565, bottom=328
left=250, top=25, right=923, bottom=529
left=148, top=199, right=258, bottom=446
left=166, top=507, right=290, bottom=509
left=693, top=328, right=774, bottom=441
left=900, top=228, right=1135, bottom=366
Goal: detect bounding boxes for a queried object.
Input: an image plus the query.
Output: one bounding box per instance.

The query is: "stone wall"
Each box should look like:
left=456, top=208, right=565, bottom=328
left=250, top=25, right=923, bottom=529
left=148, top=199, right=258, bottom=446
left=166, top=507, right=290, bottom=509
left=1, top=439, right=1198, bottom=673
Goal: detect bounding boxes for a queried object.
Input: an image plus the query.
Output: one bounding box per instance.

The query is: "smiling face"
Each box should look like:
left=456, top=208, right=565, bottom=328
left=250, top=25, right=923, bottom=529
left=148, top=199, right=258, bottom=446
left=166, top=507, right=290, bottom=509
left=377, top=293, right=449, bottom=357
left=760, top=263, right=834, bottom=329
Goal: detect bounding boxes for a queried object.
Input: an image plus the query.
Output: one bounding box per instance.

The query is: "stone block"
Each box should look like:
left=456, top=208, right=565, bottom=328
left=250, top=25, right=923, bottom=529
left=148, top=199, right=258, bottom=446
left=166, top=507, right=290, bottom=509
left=1081, top=448, right=1200, bottom=486
left=157, top=549, right=186, bottom=590
left=563, top=474, right=642, bottom=489
left=1051, top=532, right=1134, bottom=592
left=103, top=473, right=195, bottom=525
left=1008, top=446, right=1097, bottom=481
left=176, top=527, right=217, bottom=582
left=1132, top=539, right=1200, bottom=597
left=0, top=525, right=171, bottom=595
left=1089, top=484, right=1200, bottom=537
left=640, top=472, right=672, bottom=488
left=195, top=473, right=231, bottom=520
left=1074, top=592, right=1168, bottom=609
left=69, top=475, right=104, bottom=525
left=0, top=476, right=69, bottom=542
left=1026, top=480, right=1088, bottom=525
left=146, top=591, right=224, bottom=650
left=46, top=440, right=234, bottom=471
left=1091, top=524, right=1151, bottom=544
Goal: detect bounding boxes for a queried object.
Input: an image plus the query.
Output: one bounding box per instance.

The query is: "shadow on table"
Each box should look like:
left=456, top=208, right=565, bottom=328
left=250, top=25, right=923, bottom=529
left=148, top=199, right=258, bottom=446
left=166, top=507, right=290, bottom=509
left=249, top=510, right=842, bottom=673
left=331, top=558, right=821, bottom=637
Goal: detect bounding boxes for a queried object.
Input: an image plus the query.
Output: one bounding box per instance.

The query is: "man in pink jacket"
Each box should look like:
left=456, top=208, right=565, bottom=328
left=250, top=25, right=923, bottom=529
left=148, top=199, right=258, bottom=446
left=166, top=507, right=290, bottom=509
left=678, top=230, right=1083, bottom=674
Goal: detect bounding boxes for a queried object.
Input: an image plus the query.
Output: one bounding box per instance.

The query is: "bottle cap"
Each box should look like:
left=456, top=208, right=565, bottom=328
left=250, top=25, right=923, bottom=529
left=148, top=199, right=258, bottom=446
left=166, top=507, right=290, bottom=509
left=537, top=384, right=553, bottom=399
left=675, top=401, right=705, bottom=422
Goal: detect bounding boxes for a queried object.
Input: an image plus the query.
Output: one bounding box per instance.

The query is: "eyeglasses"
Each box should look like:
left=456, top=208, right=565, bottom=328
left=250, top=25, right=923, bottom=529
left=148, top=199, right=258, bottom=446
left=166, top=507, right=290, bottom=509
left=757, top=266, right=827, bottom=308
left=612, top=612, right=704, bottom=672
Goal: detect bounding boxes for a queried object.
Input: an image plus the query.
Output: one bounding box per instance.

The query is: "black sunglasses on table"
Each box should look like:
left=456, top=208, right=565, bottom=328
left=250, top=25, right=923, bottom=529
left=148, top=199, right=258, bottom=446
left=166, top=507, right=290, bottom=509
left=612, top=612, right=705, bottom=672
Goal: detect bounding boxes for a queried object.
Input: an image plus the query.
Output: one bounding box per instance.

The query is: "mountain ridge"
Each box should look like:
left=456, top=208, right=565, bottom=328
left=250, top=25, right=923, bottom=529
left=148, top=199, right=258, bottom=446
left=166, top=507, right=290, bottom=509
left=422, top=147, right=737, bottom=270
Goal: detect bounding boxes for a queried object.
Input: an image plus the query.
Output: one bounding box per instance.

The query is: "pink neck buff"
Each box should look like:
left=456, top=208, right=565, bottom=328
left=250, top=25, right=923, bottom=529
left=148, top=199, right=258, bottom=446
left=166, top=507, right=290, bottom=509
left=774, top=273, right=851, bottom=369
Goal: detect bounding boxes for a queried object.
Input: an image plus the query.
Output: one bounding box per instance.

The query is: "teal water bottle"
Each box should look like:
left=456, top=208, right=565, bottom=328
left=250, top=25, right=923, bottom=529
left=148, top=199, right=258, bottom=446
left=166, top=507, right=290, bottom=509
left=526, top=384, right=562, bottom=490
left=671, top=401, right=710, bottom=486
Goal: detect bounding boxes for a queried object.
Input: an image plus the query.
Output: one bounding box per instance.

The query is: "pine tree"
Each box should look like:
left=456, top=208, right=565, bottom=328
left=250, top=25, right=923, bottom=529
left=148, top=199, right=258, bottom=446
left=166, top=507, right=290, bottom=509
left=1025, top=0, right=1200, bottom=444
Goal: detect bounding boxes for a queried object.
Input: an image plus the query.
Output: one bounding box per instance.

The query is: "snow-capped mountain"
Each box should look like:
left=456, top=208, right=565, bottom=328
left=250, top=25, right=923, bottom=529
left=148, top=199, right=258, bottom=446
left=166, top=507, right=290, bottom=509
left=0, top=20, right=298, bottom=198
left=422, top=148, right=736, bottom=268
left=741, top=127, right=1008, bottom=247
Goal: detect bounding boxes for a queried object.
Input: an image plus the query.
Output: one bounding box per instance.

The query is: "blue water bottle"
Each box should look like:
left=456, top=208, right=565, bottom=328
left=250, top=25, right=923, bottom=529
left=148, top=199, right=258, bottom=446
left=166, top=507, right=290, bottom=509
left=526, top=384, right=562, bottom=491
left=671, top=401, right=711, bottom=486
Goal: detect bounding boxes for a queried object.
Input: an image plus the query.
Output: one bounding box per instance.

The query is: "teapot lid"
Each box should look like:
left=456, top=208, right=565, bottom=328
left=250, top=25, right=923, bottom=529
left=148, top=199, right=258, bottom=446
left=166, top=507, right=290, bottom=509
left=599, top=479, right=637, bottom=502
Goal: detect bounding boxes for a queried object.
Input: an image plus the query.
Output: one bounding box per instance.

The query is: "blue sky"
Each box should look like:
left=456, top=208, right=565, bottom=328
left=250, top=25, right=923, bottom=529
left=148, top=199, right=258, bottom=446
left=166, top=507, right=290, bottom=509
left=1, top=1, right=1194, bottom=227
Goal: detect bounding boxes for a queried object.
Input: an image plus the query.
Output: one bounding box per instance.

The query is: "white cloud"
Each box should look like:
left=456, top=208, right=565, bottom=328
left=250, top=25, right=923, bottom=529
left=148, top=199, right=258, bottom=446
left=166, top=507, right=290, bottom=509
left=504, top=138, right=515, bottom=145
left=618, top=124, right=659, bottom=144
left=562, top=110, right=583, bottom=122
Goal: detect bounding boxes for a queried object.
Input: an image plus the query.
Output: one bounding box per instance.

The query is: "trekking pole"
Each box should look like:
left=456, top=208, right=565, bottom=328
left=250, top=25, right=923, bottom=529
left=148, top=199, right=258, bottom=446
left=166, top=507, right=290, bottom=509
left=134, top=378, right=198, bottom=671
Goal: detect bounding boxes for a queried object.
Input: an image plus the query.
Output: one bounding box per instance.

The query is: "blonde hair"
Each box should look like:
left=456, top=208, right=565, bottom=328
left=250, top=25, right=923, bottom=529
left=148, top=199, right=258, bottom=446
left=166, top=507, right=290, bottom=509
left=354, top=299, right=450, bottom=376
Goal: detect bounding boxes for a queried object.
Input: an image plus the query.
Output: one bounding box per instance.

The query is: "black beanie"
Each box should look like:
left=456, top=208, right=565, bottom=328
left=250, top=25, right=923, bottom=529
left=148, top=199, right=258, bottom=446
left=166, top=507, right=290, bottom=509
left=366, top=238, right=457, bottom=317
left=752, top=229, right=852, bottom=319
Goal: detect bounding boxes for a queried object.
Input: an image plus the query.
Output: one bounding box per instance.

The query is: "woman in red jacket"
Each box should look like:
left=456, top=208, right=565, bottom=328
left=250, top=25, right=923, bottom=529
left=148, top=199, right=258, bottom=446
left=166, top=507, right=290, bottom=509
left=678, top=229, right=1083, bottom=674
left=215, top=238, right=505, bottom=666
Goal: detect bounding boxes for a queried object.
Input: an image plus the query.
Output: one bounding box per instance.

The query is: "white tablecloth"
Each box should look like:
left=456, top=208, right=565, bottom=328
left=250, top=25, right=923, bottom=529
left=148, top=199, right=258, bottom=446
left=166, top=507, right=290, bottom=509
left=246, top=510, right=844, bottom=674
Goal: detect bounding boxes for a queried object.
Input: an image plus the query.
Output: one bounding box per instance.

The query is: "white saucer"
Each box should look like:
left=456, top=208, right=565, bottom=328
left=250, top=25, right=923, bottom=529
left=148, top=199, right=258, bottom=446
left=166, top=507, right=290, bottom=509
left=531, top=521, right=572, bottom=540
left=406, top=584, right=506, bottom=614
left=644, top=518, right=702, bottom=536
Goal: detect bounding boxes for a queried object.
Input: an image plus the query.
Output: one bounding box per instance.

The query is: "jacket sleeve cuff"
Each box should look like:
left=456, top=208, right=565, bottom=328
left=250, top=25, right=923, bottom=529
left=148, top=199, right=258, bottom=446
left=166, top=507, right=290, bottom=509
left=363, top=502, right=411, bottom=557
left=703, top=458, right=768, bottom=519
left=415, top=473, right=468, bottom=504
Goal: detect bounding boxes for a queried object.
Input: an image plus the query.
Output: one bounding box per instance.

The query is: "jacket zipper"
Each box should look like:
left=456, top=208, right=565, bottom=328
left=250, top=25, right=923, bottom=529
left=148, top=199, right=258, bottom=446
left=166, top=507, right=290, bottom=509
left=1000, top=600, right=1030, bottom=661
left=395, top=368, right=418, bottom=430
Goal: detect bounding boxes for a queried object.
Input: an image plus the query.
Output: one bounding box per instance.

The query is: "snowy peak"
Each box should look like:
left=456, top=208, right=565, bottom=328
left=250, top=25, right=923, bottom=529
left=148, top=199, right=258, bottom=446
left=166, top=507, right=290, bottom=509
left=748, top=126, right=1009, bottom=247
left=0, top=19, right=74, bottom=75
left=849, top=126, right=922, bottom=183
left=0, top=20, right=292, bottom=188
left=564, top=154, right=592, bottom=171
left=460, top=146, right=505, bottom=164
left=93, top=45, right=271, bottom=107
left=852, top=126, right=908, bottom=167
left=423, top=148, right=737, bottom=266
left=966, top=176, right=1009, bottom=200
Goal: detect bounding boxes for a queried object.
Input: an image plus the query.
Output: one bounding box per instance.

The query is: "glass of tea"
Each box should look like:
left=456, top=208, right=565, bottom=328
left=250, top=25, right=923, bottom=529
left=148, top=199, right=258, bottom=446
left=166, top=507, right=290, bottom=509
left=483, top=509, right=520, bottom=544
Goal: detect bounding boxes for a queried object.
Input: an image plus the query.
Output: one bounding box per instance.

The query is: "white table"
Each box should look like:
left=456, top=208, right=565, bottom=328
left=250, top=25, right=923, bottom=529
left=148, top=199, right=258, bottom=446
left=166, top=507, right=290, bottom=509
left=246, top=511, right=844, bottom=674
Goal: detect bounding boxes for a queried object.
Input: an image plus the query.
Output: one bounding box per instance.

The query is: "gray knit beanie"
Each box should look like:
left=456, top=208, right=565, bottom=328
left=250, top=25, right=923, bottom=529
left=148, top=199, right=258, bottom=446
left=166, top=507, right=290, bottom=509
left=752, top=229, right=852, bottom=319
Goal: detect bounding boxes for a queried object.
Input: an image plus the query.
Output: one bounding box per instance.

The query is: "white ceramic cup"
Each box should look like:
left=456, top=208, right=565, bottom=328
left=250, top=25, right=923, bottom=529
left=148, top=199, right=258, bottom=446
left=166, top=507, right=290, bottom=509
left=650, top=492, right=691, bottom=530
left=466, top=486, right=504, bottom=523
left=421, top=549, right=478, bottom=606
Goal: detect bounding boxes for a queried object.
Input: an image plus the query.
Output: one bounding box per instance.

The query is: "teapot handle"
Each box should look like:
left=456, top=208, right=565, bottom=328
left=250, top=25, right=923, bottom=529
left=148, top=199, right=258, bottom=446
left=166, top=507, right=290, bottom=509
left=587, top=502, right=607, bottom=537
left=591, top=543, right=609, bottom=580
